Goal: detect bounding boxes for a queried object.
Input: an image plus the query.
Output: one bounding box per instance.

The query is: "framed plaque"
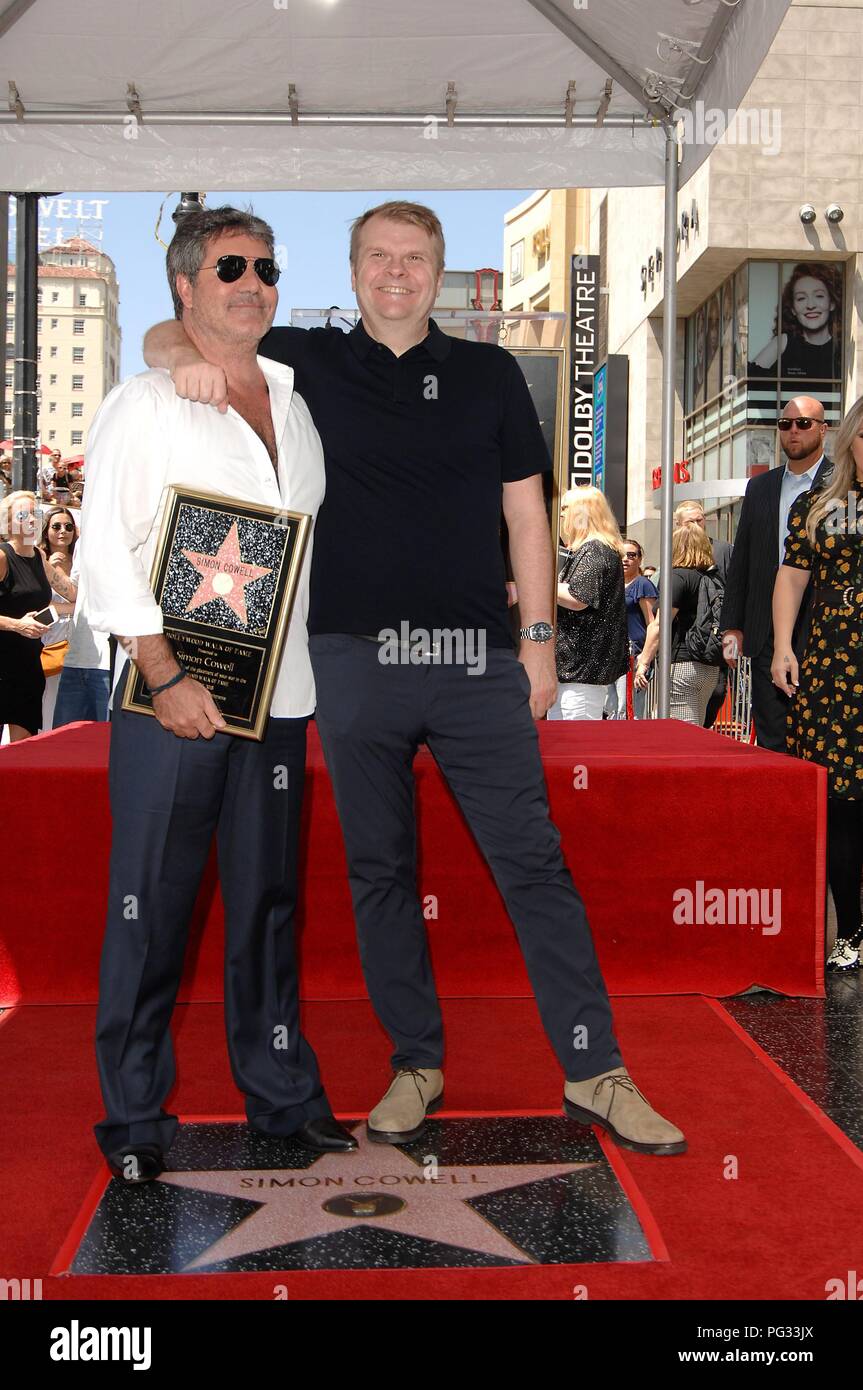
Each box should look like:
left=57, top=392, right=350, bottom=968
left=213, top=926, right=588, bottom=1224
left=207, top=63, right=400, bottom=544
left=121, top=486, right=311, bottom=740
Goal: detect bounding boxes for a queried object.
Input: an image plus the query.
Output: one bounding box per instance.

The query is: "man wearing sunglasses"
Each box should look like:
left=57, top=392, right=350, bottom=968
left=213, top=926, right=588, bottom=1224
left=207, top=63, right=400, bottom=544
left=144, top=200, right=685, bottom=1160
left=79, top=207, right=355, bottom=1183
left=720, top=396, right=832, bottom=749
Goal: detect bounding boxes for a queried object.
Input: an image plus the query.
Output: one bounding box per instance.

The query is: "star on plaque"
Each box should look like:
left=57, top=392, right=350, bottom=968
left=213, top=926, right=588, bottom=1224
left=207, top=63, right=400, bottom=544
left=182, top=521, right=273, bottom=625
left=159, top=1127, right=595, bottom=1268
left=65, top=1118, right=656, bottom=1273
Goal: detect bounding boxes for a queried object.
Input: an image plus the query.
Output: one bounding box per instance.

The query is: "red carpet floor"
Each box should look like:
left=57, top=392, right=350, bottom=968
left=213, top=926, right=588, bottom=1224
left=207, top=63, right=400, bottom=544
left=0, top=720, right=826, bottom=1004
left=2, top=994, right=861, bottom=1300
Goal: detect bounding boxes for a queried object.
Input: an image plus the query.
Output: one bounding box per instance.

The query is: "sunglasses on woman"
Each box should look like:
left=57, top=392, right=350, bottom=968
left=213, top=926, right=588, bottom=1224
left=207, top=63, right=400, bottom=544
left=201, top=255, right=281, bottom=287
left=50, top=522, right=75, bottom=531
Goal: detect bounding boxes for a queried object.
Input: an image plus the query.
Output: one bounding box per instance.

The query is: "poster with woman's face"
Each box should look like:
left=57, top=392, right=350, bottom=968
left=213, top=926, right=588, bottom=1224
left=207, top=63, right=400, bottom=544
left=778, top=261, right=843, bottom=382
left=746, top=260, right=842, bottom=388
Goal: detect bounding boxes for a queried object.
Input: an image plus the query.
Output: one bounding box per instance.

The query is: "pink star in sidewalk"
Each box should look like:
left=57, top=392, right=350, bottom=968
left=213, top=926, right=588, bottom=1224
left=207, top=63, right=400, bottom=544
left=182, top=521, right=272, bottom=625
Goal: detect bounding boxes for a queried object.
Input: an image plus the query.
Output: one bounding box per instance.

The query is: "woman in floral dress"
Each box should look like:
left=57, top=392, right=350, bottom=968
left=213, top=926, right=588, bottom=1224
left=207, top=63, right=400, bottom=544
left=772, top=398, right=863, bottom=970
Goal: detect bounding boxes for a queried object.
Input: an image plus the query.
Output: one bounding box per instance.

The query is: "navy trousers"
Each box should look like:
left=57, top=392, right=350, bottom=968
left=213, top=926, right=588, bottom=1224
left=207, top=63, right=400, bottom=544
left=93, top=704, right=332, bottom=1158
left=310, top=636, right=623, bottom=1082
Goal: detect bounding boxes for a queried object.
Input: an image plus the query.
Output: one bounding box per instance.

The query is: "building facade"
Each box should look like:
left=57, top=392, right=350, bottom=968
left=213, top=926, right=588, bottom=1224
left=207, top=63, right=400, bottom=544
left=503, top=0, right=862, bottom=564
left=5, top=235, right=121, bottom=455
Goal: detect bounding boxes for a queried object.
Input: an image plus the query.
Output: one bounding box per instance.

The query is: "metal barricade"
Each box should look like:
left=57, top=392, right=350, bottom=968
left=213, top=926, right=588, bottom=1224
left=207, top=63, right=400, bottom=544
left=637, top=655, right=755, bottom=743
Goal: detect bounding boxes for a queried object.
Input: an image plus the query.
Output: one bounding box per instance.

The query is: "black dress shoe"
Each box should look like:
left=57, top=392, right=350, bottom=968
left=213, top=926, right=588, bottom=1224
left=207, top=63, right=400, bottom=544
left=106, top=1143, right=165, bottom=1183
left=293, top=1118, right=358, bottom=1152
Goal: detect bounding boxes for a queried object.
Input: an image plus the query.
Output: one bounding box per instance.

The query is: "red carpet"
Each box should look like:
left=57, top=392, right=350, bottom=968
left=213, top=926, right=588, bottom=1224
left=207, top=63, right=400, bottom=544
left=0, top=720, right=825, bottom=1004
left=1, top=994, right=860, bottom=1300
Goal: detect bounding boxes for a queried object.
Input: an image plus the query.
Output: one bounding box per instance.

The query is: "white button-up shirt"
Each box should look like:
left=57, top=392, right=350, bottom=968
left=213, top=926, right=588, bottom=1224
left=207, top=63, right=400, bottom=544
left=79, top=357, right=325, bottom=718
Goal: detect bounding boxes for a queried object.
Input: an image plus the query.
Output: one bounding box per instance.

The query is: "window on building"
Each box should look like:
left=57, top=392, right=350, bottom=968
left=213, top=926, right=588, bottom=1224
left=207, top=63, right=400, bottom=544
left=78, top=293, right=87, bottom=306
left=50, top=318, right=58, bottom=329
left=37, top=288, right=42, bottom=304
left=72, top=347, right=84, bottom=363
left=37, top=318, right=42, bottom=332
left=5, top=344, right=13, bottom=360
left=48, top=430, right=56, bottom=441
left=6, top=318, right=13, bottom=335
left=71, top=430, right=83, bottom=446
left=49, top=401, right=56, bottom=414
left=510, top=240, right=524, bottom=286
left=51, top=291, right=59, bottom=303
left=4, top=373, right=10, bottom=389
left=71, top=402, right=83, bottom=417
left=73, top=319, right=84, bottom=334
left=5, top=290, right=12, bottom=305
left=36, top=347, right=41, bottom=361
left=72, top=375, right=83, bottom=391
left=50, top=346, right=58, bottom=358
left=49, top=374, right=57, bottom=385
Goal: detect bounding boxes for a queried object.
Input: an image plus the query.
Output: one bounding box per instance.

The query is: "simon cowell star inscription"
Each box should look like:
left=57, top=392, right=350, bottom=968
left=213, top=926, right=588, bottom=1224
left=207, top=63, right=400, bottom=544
left=121, top=486, right=311, bottom=740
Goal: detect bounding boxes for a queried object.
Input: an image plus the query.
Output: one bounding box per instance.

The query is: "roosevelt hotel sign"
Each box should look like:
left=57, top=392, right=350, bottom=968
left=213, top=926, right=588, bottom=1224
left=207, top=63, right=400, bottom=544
left=8, top=196, right=108, bottom=249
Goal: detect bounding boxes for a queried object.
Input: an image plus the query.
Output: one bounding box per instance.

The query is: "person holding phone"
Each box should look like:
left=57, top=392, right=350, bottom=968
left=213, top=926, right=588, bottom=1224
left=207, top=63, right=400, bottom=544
left=0, top=490, right=55, bottom=742
left=772, top=394, right=863, bottom=971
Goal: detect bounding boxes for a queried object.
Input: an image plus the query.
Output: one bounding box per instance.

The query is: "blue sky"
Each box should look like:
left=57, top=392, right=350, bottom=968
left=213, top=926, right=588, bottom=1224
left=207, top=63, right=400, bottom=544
left=26, top=189, right=530, bottom=378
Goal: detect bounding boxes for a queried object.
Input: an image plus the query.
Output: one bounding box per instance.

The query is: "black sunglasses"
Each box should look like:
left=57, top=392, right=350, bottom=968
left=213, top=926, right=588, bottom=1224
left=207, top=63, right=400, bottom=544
left=201, top=255, right=280, bottom=287
left=778, top=417, right=821, bottom=431
left=50, top=521, right=75, bottom=531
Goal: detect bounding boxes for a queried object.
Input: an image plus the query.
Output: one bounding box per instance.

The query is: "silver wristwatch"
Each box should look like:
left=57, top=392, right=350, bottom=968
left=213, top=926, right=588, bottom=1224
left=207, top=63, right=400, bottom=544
left=519, top=622, right=555, bottom=643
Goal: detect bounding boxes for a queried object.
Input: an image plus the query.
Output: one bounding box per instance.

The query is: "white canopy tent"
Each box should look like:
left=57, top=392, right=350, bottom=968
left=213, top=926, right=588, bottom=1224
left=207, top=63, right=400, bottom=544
left=0, top=0, right=792, bottom=712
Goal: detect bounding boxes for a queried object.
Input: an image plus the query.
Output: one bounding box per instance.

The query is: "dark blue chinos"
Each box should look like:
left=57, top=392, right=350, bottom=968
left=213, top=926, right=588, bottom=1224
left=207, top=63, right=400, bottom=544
left=94, top=704, right=333, bottom=1159
left=259, top=320, right=623, bottom=1082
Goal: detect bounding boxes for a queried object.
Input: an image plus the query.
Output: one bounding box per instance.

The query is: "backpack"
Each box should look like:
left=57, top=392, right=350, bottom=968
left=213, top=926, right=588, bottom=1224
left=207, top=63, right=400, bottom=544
left=683, top=566, right=725, bottom=667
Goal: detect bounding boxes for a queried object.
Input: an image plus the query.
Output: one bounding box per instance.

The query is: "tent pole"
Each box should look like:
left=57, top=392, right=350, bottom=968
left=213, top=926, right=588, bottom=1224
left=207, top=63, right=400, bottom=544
left=12, top=192, right=38, bottom=496
left=657, top=123, right=680, bottom=720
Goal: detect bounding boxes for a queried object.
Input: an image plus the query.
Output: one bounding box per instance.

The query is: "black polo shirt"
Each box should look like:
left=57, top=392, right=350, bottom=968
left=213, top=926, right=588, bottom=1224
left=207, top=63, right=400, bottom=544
left=259, top=318, right=551, bottom=648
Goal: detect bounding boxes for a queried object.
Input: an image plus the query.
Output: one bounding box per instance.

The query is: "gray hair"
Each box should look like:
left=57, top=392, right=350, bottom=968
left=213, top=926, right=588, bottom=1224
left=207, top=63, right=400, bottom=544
left=166, top=205, right=276, bottom=319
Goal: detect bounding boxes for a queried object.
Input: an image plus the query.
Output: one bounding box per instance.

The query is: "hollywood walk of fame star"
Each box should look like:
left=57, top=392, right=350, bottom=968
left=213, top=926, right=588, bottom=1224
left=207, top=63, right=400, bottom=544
left=182, top=521, right=272, bottom=625
left=158, top=1126, right=598, bottom=1269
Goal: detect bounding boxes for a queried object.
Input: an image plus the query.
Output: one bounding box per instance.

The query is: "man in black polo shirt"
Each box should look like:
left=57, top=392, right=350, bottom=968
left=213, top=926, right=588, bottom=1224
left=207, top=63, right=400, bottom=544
left=144, top=201, right=685, bottom=1157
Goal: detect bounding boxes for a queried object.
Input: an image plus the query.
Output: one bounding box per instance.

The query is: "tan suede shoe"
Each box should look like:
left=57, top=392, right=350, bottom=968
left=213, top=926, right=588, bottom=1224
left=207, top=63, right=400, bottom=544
left=367, top=1067, right=444, bottom=1144
left=564, top=1067, right=686, bottom=1155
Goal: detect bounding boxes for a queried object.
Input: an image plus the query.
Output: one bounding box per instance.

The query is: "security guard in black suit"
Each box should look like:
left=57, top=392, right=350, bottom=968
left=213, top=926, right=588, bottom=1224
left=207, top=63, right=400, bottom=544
left=720, top=397, right=831, bottom=750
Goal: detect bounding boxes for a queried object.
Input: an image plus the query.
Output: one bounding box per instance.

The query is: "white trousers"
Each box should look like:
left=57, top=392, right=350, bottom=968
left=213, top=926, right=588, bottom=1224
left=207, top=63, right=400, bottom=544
left=547, top=682, right=607, bottom=721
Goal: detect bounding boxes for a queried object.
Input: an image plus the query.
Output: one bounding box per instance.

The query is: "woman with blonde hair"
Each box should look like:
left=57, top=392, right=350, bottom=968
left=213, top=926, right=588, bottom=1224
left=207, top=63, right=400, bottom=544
left=549, top=486, right=628, bottom=720
left=635, top=525, right=721, bottom=724
left=772, top=394, right=863, bottom=969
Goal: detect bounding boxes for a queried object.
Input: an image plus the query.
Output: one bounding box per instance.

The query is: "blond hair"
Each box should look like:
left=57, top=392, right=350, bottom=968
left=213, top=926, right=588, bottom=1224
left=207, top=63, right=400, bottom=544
left=0, top=489, right=37, bottom=540
left=560, top=486, right=624, bottom=555
left=805, top=398, right=857, bottom=544
left=671, top=524, right=714, bottom=569
left=350, top=201, right=446, bottom=273
left=674, top=500, right=704, bottom=524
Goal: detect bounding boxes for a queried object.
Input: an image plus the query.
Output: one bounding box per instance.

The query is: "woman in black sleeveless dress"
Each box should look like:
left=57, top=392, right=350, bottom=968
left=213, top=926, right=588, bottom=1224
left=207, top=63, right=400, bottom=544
left=0, top=490, right=53, bottom=740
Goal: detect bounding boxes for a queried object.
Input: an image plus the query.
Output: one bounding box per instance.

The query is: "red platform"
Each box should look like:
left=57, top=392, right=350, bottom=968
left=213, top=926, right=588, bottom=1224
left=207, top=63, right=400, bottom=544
left=0, top=719, right=825, bottom=1006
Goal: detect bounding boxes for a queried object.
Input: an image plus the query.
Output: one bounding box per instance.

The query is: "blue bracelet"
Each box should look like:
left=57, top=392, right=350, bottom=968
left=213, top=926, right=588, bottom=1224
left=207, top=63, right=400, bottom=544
left=147, top=666, right=187, bottom=697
